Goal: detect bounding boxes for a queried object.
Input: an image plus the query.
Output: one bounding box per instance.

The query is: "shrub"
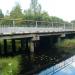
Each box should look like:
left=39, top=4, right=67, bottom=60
left=0, top=55, right=21, bottom=75
left=56, top=39, right=75, bottom=54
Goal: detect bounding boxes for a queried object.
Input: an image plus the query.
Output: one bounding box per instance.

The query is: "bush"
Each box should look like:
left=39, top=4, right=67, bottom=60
left=0, top=55, right=21, bottom=75
left=56, top=39, right=75, bottom=54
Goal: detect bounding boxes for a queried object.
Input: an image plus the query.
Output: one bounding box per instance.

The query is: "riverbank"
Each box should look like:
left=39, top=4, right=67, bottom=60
left=56, top=39, right=75, bottom=54
left=0, top=55, right=20, bottom=75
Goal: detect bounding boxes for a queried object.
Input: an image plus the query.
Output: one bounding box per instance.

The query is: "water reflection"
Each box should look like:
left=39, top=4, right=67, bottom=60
left=19, top=49, right=63, bottom=75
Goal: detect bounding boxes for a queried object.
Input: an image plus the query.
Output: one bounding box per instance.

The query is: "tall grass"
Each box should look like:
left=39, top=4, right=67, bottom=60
left=56, top=39, right=75, bottom=48
left=0, top=55, right=21, bottom=75
left=56, top=39, right=75, bottom=53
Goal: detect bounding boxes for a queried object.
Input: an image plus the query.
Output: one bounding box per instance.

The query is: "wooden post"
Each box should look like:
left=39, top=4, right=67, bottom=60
left=4, top=39, right=7, bottom=55
left=12, top=39, right=16, bottom=54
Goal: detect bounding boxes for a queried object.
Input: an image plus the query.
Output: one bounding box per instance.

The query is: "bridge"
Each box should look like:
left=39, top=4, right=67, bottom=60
left=0, top=20, right=75, bottom=39
left=0, top=20, right=75, bottom=74
left=0, top=20, right=75, bottom=56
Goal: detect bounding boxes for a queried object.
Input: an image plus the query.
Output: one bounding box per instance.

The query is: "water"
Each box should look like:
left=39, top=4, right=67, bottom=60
left=38, top=55, right=75, bottom=75
left=53, top=62, right=75, bottom=75
left=38, top=62, right=75, bottom=75
left=19, top=50, right=68, bottom=75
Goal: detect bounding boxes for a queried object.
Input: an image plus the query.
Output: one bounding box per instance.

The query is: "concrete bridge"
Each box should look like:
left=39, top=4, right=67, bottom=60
left=0, top=20, right=75, bottom=74
left=0, top=20, right=75, bottom=55
left=0, top=21, right=75, bottom=39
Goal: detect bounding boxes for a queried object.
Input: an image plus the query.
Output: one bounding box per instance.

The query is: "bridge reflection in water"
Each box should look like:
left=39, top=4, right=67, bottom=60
left=38, top=55, right=75, bottom=75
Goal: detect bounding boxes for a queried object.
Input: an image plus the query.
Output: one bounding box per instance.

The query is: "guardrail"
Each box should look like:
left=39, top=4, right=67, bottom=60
left=0, top=20, right=75, bottom=34
left=0, top=20, right=74, bottom=28
left=38, top=55, right=75, bottom=75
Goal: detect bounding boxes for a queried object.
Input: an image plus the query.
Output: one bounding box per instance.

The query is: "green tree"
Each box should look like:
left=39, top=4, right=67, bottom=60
left=71, top=20, right=75, bottom=24
left=10, top=3, right=23, bottom=19
left=0, top=9, right=4, bottom=18
left=41, top=12, right=50, bottom=21
left=30, top=0, right=38, bottom=14
left=23, top=0, right=42, bottom=21
left=30, top=0, right=41, bottom=14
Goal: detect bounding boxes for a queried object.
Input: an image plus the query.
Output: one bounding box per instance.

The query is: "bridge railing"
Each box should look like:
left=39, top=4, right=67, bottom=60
left=38, top=55, right=75, bottom=75
left=0, top=19, right=75, bottom=34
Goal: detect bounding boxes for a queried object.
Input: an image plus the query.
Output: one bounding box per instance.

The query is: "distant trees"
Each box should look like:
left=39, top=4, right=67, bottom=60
left=0, top=9, right=4, bottom=18
left=30, top=0, right=41, bottom=14
left=71, top=20, right=75, bottom=24
left=10, top=3, right=23, bottom=19
left=0, top=1, right=74, bottom=26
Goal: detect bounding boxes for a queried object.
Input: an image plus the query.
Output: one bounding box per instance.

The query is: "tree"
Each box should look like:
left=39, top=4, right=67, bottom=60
left=0, top=9, right=4, bottom=18
left=30, top=0, right=41, bottom=14
left=30, top=0, right=37, bottom=14
left=36, top=4, right=41, bottom=14
left=10, top=3, right=23, bottom=19
left=23, top=0, right=42, bottom=21
left=41, top=12, right=50, bottom=21
left=71, top=20, right=75, bottom=24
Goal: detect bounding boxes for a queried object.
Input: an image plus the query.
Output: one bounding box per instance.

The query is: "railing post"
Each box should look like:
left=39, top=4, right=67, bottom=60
left=36, top=21, right=38, bottom=27
left=52, top=22, right=53, bottom=28
left=12, top=20, right=15, bottom=33
left=58, top=22, right=59, bottom=31
left=64, top=23, right=66, bottom=31
left=72, top=23, right=74, bottom=31
left=13, top=20, right=15, bottom=27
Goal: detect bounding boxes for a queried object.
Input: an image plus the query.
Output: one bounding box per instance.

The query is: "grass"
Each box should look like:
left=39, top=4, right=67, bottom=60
left=0, top=55, right=21, bottom=75
left=56, top=39, right=75, bottom=53
left=56, top=39, right=75, bottom=48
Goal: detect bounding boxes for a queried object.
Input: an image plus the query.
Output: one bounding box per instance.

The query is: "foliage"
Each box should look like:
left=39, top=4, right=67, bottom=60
left=0, top=9, right=4, bottom=18
left=0, top=1, right=72, bottom=26
left=71, top=20, right=75, bottom=23
left=30, top=0, right=41, bottom=14
left=10, top=3, right=23, bottom=19
left=56, top=39, right=75, bottom=53
left=0, top=55, right=21, bottom=75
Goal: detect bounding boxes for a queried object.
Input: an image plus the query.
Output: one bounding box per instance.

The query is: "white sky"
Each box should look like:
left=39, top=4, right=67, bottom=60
left=0, top=0, right=75, bottom=22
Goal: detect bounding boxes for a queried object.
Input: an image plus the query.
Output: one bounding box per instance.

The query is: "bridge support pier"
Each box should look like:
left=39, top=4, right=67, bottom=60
left=12, top=39, right=16, bottom=55
left=4, top=39, right=7, bottom=55
left=25, top=39, right=30, bottom=56
left=21, top=38, right=28, bottom=54
left=29, top=40, right=34, bottom=61
left=58, top=37, right=61, bottom=44
left=29, top=36, right=40, bottom=61
left=21, top=38, right=25, bottom=51
left=20, top=38, right=31, bottom=60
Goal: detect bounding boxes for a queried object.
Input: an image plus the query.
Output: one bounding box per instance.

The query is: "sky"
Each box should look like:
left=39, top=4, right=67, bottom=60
left=0, top=0, right=75, bottom=22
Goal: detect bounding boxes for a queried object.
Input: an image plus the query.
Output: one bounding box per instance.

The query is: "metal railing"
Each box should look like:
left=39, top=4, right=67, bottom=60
left=0, top=20, right=75, bottom=34
left=0, top=19, right=73, bottom=27
left=38, top=55, right=75, bottom=75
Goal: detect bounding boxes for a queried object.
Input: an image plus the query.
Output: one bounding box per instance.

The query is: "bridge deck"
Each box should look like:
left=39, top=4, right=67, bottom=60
left=0, top=27, right=64, bottom=34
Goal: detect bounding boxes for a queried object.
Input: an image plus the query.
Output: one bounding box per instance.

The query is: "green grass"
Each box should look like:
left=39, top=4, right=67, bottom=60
left=0, top=55, right=21, bottom=75
left=56, top=39, right=75, bottom=48
left=56, top=39, right=75, bottom=53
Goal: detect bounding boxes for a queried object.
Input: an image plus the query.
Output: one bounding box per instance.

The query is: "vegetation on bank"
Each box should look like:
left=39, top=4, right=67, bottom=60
left=56, top=39, right=75, bottom=54
left=0, top=55, right=21, bottom=75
